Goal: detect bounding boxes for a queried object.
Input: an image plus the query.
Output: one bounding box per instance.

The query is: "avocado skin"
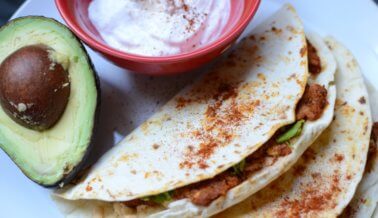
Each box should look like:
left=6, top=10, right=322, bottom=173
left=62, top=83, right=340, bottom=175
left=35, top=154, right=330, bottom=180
left=0, top=16, right=101, bottom=187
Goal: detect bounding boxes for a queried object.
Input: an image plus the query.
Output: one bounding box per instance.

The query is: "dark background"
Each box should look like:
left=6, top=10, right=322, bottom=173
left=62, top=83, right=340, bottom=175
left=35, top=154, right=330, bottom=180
left=0, top=0, right=378, bottom=25
left=0, top=0, right=25, bottom=25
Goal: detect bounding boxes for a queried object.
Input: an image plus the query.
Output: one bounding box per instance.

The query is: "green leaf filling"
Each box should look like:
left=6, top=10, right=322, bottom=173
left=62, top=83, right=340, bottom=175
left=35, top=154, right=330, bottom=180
left=276, top=120, right=305, bottom=144
left=232, top=159, right=246, bottom=175
left=142, top=191, right=173, bottom=204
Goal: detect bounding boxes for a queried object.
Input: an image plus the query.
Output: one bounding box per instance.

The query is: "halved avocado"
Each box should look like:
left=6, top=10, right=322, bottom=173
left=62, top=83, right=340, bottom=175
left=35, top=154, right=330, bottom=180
left=0, top=17, right=100, bottom=187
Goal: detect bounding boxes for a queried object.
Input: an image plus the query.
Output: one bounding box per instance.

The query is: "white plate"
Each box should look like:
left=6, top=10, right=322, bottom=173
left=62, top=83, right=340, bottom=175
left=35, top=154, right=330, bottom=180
left=1, top=0, right=378, bottom=217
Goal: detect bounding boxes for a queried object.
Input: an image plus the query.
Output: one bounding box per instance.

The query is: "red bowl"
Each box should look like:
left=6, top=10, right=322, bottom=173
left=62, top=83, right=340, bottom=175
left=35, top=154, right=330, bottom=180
left=55, top=0, right=260, bottom=75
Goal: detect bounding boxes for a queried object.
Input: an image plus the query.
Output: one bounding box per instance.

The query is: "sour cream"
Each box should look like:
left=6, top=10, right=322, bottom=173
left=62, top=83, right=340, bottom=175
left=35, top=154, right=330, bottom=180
left=88, top=0, right=232, bottom=57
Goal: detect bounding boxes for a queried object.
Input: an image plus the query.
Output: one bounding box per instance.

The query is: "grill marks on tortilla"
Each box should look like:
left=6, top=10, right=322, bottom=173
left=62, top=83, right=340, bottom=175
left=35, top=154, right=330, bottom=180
left=71, top=7, right=312, bottom=208
left=276, top=171, right=342, bottom=217
left=246, top=147, right=343, bottom=217
left=344, top=123, right=378, bottom=215
left=359, top=96, right=366, bottom=104
left=175, top=38, right=330, bottom=209
left=300, top=46, right=307, bottom=58
left=121, top=38, right=329, bottom=208
left=173, top=26, right=307, bottom=170
left=179, top=81, right=261, bottom=170
left=176, top=40, right=314, bottom=171
left=122, top=92, right=328, bottom=207
left=275, top=142, right=344, bottom=216
left=225, top=95, right=368, bottom=216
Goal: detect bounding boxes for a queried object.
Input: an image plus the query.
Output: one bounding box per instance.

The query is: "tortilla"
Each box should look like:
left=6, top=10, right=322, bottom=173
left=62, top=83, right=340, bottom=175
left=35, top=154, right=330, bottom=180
left=215, top=37, right=372, bottom=217
left=342, top=82, right=378, bottom=218
left=58, top=3, right=308, bottom=202
left=54, top=5, right=337, bottom=217
left=110, top=32, right=336, bottom=218
left=57, top=3, right=309, bottom=201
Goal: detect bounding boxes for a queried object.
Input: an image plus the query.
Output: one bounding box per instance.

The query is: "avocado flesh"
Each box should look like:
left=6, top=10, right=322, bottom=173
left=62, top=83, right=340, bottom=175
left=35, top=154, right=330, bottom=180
left=0, top=17, right=98, bottom=186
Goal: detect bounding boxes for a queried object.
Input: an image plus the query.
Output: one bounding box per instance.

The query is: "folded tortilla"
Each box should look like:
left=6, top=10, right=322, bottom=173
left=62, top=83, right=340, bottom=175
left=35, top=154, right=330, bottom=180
left=215, top=37, right=373, bottom=218
left=341, top=82, right=378, bottom=218
left=54, top=5, right=336, bottom=217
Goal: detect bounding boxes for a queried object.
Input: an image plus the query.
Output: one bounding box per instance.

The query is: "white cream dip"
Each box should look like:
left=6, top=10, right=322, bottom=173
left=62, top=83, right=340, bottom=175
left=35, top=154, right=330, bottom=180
left=88, top=0, right=232, bottom=57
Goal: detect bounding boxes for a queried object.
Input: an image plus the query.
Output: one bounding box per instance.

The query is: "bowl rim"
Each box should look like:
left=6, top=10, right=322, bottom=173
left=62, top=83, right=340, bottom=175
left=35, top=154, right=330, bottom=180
left=55, top=0, right=261, bottom=63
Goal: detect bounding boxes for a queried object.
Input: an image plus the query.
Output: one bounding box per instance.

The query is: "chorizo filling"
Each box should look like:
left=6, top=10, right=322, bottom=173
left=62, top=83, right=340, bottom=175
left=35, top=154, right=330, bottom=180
left=307, top=39, right=322, bottom=75
left=123, top=40, right=327, bottom=208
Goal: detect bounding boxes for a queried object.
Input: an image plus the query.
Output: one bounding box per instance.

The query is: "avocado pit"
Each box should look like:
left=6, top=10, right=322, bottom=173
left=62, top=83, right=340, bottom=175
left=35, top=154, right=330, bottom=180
left=0, top=44, right=70, bottom=131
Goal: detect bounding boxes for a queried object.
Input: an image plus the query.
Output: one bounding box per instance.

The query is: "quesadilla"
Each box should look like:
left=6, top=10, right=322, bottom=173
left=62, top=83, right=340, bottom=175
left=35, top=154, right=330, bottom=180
left=342, top=82, right=378, bottom=218
left=54, top=5, right=336, bottom=217
left=215, top=37, right=373, bottom=218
